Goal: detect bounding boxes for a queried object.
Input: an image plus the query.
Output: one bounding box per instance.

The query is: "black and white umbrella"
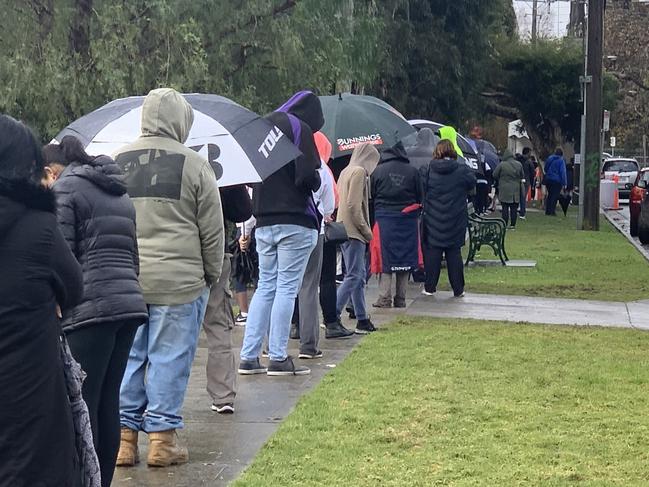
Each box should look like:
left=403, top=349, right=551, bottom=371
left=55, top=94, right=301, bottom=187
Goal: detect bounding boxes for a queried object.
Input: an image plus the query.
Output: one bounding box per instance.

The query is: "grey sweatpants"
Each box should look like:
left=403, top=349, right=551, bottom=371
left=298, top=235, right=324, bottom=355
left=202, top=256, right=237, bottom=405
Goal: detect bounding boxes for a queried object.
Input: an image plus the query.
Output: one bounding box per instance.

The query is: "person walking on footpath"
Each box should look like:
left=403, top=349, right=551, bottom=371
left=519, top=147, right=535, bottom=219
left=543, top=148, right=567, bottom=216
left=295, top=134, right=337, bottom=359
left=42, top=136, right=148, bottom=486
left=0, top=115, right=84, bottom=487
left=420, top=140, right=476, bottom=297
left=370, top=142, right=423, bottom=309
left=238, top=91, right=322, bottom=377
left=494, top=149, right=525, bottom=229
left=114, top=88, right=224, bottom=468
left=336, top=143, right=381, bottom=334
left=203, top=185, right=252, bottom=415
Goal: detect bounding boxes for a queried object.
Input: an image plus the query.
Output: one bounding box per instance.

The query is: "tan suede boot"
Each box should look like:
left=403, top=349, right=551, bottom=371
left=147, top=430, right=189, bottom=467
left=115, top=427, right=139, bottom=467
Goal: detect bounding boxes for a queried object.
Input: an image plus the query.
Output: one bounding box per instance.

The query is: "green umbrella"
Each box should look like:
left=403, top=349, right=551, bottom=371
left=319, top=93, right=416, bottom=158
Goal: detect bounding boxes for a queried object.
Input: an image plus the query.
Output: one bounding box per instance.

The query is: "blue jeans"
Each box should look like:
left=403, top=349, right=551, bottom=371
left=336, top=239, right=368, bottom=321
left=119, top=288, right=209, bottom=432
left=240, top=224, right=318, bottom=362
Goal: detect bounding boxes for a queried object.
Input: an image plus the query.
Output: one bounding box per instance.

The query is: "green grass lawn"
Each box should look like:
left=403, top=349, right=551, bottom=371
left=460, top=210, right=649, bottom=301
left=233, top=318, right=649, bottom=486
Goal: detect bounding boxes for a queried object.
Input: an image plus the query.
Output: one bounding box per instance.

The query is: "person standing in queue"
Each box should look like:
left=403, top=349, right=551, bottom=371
left=42, top=136, right=148, bottom=487
left=420, top=140, right=476, bottom=297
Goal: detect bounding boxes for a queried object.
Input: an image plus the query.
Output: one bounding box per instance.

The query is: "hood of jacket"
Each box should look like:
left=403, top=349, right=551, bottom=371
left=348, top=143, right=380, bottom=175
left=501, top=148, right=515, bottom=162
left=430, top=158, right=461, bottom=175
left=59, top=155, right=127, bottom=196
left=0, top=178, right=56, bottom=237
left=438, top=126, right=464, bottom=157
left=314, top=131, right=332, bottom=163
left=276, top=90, right=324, bottom=133
left=379, top=141, right=410, bottom=165
left=141, top=88, right=194, bottom=143
left=415, top=128, right=436, bottom=149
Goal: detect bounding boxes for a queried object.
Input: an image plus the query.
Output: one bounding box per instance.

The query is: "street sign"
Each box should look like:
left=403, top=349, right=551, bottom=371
left=603, top=110, right=610, bottom=132
left=610, top=136, right=616, bottom=147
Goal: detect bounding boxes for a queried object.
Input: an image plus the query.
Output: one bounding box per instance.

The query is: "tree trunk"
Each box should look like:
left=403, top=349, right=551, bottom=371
left=69, top=0, right=93, bottom=61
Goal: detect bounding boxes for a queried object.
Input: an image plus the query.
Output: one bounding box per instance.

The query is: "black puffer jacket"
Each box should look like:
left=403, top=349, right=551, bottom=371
left=372, top=143, right=423, bottom=212
left=53, top=156, right=148, bottom=332
left=420, top=159, right=476, bottom=249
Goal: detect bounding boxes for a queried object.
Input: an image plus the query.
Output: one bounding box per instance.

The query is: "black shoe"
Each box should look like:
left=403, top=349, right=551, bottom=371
left=298, top=350, right=323, bottom=359
left=372, top=300, right=392, bottom=309
left=325, top=321, right=355, bottom=339
left=393, top=299, right=406, bottom=308
left=289, top=324, right=300, bottom=340
left=355, top=319, right=378, bottom=335
left=238, top=358, right=267, bottom=375
left=267, top=356, right=310, bottom=376
left=211, top=403, right=234, bottom=414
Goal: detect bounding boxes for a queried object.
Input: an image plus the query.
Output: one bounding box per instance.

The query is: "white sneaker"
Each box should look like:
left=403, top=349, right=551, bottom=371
left=421, top=289, right=435, bottom=296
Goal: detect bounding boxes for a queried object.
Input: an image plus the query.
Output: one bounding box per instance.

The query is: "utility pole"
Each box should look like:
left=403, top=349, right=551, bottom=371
left=580, top=0, right=604, bottom=231
left=531, top=0, right=539, bottom=43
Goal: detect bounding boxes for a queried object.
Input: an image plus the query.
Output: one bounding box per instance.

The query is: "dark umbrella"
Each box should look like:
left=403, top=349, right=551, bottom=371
left=55, top=94, right=301, bottom=187
left=474, top=139, right=500, bottom=171
left=319, top=93, right=416, bottom=158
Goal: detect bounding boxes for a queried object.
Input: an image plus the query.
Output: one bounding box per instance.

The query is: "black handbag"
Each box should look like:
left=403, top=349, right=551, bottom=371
left=324, top=221, right=348, bottom=244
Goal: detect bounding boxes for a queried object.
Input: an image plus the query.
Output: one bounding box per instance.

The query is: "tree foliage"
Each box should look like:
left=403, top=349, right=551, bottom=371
left=0, top=0, right=516, bottom=141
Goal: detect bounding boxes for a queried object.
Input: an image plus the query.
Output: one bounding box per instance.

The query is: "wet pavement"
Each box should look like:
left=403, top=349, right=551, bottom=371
left=112, top=275, right=649, bottom=486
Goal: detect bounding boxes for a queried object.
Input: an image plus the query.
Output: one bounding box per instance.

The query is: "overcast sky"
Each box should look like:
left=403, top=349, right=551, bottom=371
left=513, top=0, right=571, bottom=40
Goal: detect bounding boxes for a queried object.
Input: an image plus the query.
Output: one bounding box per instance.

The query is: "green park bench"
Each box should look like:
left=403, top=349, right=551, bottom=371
left=465, top=211, right=509, bottom=266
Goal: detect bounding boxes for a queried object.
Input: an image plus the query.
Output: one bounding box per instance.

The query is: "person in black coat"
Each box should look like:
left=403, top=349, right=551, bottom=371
left=0, top=115, right=84, bottom=487
left=43, top=136, right=148, bottom=487
left=420, top=140, right=476, bottom=296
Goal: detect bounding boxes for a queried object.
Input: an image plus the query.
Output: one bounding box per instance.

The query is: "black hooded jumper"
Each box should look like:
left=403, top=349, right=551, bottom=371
left=0, top=179, right=84, bottom=487
left=53, top=156, right=148, bottom=331
left=252, top=91, right=323, bottom=230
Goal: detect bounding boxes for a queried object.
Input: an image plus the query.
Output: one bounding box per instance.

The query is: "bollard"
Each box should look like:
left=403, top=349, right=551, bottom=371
left=611, top=174, right=621, bottom=210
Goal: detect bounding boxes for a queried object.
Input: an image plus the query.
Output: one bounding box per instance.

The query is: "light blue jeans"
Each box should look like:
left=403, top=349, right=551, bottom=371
left=240, top=224, right=318, bottom=362
left=336, top=238, right=368, bottom=320
left=119, top=288, right=209, bottom=432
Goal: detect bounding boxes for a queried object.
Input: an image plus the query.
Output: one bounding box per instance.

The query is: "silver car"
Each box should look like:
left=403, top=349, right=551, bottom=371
left=602, top=158, right=639, bottom=199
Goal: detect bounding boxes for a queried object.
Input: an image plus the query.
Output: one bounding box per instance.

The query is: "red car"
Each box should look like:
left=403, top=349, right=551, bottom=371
left=629, top=167, right=649, bottom=236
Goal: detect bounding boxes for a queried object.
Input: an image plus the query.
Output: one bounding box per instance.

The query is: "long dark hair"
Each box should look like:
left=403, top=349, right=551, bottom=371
left=0, top=114, right=45, bottom=182
left=43, top=135, right=95, bottom=167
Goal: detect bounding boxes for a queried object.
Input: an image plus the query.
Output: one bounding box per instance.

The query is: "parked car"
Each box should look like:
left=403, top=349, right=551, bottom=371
left=629, top=167, right=649, bottom=236
left=602, top=158, right=640, bottom=199
left=404, top=119, right=481, bottom=171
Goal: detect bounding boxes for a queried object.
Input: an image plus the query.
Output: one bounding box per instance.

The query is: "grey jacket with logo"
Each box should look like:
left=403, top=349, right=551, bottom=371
left=114, top=88, right=224, bottom=305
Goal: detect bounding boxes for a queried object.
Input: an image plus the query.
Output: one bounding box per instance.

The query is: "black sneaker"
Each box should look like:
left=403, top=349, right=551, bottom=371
left=289, top=324, right=300, bottom=340
left=298, top=350, right=323, bottom=359
left=211, top=403, right=234, bottom=414
left=393, top=300, right=406, bottom=308
left=267, top=356, right=310, bottom=376
left=325, top=320, right=354, bottom=339
left=355, top=319, right=378, bottom=335
left=234, top=313, right=247, bottom=326
left=372, top=300, right=392, bottom=309
left=237, top=358, right=267, bottom=375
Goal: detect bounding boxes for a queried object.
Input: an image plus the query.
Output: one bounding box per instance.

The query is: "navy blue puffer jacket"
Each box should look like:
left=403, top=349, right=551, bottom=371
left=53, top=156, right=148, bottom=332
left=420, top=159, right=476, bottom=249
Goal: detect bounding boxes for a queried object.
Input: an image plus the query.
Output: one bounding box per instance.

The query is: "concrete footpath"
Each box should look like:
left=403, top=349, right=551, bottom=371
left=113, top=282, right=649, bottom=486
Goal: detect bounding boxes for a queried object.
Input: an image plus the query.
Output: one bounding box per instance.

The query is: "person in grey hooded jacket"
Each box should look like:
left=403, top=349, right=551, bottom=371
left=113, top=88, right=224, bottom=468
